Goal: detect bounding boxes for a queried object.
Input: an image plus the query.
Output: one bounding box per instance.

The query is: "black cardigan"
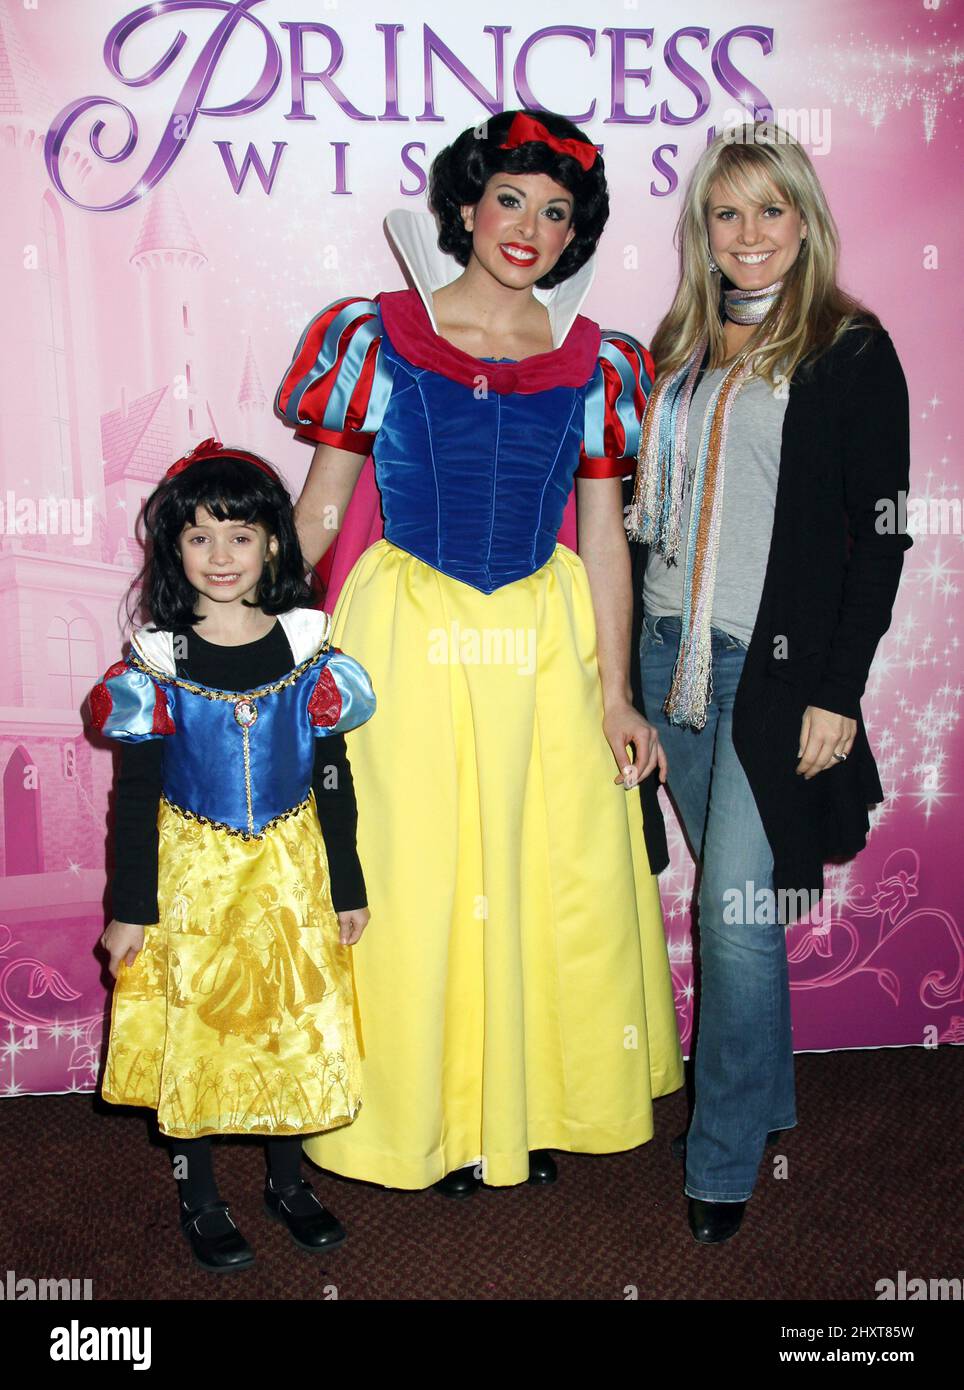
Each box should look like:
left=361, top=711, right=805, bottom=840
left=631, top=323, right=912, bottom=904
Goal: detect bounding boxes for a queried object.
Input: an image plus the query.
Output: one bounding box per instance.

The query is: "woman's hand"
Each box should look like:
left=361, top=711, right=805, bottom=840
left=575, top=476, right=664, bottom=790
left=796, top=706, right=857, bottom=779
left=100, top=920, right=145, bottom=978
left=338, top=907, right=370, bottom=946
left=603, top=700, right=668, bottom=788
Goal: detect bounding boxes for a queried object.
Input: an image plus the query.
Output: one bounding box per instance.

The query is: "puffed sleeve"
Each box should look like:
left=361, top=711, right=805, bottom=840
left=88, top=660, right=176, bottom=741
left=576, top=329, right=656, bottom=479
left=275, top=296, right=390, bottom=454
left=308, top=649, right=377, bottom=738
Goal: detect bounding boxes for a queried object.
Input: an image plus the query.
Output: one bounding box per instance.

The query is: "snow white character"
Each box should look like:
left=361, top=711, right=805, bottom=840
left=276, top=110, right=684, bottom=1196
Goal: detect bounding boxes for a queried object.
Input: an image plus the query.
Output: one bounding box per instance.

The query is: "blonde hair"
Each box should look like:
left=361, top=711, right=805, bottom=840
left=650, top=121, right=879, bottom=385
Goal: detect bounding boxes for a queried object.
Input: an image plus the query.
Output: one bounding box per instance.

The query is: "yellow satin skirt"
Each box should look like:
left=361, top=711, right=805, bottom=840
left=101, top=794, right=362, bottom=1139
left=303, top=540, right=684, bottom=1188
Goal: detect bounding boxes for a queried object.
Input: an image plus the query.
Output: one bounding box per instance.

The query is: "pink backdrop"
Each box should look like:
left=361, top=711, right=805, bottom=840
left=1, top=0, right=961, bottom=1099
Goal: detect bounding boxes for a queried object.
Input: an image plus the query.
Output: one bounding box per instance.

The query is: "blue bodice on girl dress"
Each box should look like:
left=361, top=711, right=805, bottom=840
left=90, top=612, right=376, bottom=838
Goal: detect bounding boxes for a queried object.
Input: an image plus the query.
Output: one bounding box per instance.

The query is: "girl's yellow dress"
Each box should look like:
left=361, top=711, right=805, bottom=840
left=90, top=609, right=372, bottom=1139
left=276, top=214, right=684, bottom=1187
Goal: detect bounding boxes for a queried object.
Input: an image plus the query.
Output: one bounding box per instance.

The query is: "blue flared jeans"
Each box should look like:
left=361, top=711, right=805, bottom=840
left=640, top=614, right=797, bottom=1203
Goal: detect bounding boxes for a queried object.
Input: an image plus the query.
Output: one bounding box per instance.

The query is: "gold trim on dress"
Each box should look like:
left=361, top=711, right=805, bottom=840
left=161, top=793, right=313, bottom=841
left=241, top=723, right=254, bottom=833
left=129, top=644, right=329, bottom=698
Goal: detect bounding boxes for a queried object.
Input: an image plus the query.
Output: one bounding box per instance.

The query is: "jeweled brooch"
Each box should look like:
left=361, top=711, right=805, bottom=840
left=233, top=698, right=258, bottom=728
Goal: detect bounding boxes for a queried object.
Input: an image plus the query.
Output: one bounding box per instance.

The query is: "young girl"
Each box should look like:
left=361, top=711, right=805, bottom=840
left=90, top=439, right=375, bottom=1272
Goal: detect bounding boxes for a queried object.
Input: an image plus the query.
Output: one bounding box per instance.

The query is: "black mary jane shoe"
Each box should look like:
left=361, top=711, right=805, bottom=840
left=433, top=1166, right=482, bottom=1199
left=264, top=1177, right=347, bottom=1252
left=687, top=1197, right=747, bottom=1245
left=671, top=1129, right=783, bottom=1161
left=527, top=1150, right=558, bottom=1184
left=179, top=1198, right=255, bottom=1273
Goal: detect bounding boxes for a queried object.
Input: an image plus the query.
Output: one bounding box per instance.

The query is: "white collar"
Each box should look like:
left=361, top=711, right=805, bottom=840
left=130, top=609, right=331, bottom=677
left=384, top=207, right=597, bottom=349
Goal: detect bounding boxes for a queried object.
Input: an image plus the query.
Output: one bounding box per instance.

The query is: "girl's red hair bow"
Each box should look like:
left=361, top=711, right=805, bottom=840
left=165, top=438, right=280, bottom=482
left=498, top=112, right=598, bottom=172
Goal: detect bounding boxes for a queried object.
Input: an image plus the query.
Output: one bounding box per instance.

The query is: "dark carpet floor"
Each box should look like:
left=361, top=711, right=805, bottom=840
left=1, top=1047, right=959, bottom=1302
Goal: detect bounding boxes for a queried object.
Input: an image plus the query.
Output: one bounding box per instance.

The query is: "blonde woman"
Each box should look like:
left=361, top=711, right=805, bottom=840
left=629, top=122, right=911, bottom=1243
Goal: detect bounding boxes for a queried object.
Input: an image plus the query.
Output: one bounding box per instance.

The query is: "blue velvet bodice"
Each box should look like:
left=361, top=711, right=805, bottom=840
left=153, top=662, right=321, bottom=836
left=373, top=325, right=590, bottom=594
left=93, top=638, right=376, bottom=837
left=277, top=289, right=650, bottom=592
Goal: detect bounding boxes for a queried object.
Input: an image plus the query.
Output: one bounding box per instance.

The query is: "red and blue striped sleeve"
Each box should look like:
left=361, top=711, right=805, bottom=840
left=576, top=330, right=656, bottom=480
left=89, top=661, right=176, bottom=741
left=275, top=296, right=389, bottom=455
left=308, top=649, right=377, bottom=737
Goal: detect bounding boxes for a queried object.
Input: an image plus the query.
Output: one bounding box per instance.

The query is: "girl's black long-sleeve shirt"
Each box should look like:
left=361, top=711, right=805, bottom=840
left=110, top=620, right=366, bottom=924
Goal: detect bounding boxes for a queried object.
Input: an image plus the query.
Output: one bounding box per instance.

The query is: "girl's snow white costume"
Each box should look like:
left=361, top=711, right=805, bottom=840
left=90, top=504, right=376, bottom=1139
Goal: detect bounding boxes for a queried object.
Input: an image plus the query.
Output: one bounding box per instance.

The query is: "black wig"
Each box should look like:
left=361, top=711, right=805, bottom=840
left=428, top=109, right=609, bottom=290
left=129, top=453, right=317, bottom=631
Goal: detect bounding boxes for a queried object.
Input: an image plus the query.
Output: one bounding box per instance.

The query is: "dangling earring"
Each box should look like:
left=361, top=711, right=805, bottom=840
left=708, top=250, right=720, bottom=273
left=799, top=235, right=808, bottom=251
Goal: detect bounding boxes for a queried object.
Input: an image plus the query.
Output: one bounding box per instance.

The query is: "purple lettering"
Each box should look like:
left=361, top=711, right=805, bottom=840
left=603, top=29, right=655, bottom=124
left=650, top=144, right=679, bottom=197
left=514, top=27, right=596, bottom=122
left=45, top=0, right=281, bottom=212
left=378, top=24, right=405, bottom=122
left=419, top=26, right=508, bottom=121
left=661, top=28, right=711, bottom=126
left=400, top=143, right=428, bottom=197
left=281, top=23, right=374, bottom=122
left=214, top=139, right=287, bottom=194
left=711, top=26, right=775, bottom=119
left=332, top=143, right=350, bottom=196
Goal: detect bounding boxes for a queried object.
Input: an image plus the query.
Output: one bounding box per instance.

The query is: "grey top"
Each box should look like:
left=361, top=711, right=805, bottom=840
left=642, top=364, right=789, bottom=644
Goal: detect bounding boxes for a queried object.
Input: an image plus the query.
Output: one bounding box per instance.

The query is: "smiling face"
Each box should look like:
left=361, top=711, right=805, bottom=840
left=707, top=176, right=808, bottom=290
left=461, top=172, right=577, bottom=288
left=178, top=506, right=278, bottom=610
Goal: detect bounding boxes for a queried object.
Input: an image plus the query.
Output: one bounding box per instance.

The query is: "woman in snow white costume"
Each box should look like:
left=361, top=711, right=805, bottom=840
left=276, top=110, right=684, bottom=1195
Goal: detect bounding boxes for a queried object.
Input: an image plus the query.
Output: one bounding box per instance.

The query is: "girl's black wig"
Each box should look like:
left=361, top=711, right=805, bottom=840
left=428, top=109, right=609, bottom=289
left=128, top=454, right=316, bottom=630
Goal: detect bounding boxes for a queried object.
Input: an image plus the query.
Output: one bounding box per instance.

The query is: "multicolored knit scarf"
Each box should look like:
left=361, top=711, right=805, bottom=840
left=628, top=280, right=783, bottom=730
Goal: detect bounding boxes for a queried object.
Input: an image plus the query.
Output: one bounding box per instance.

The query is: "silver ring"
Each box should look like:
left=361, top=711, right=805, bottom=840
left=832, top=752, right=847, bottom=761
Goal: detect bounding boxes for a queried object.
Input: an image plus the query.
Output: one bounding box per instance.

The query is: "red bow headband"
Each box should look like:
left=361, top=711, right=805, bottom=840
left=165, top=437, right=280, bottom=482
left=498, top=112, right=598, bottom=172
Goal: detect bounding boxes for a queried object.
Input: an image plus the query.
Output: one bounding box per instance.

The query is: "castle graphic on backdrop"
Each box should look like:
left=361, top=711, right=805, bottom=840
left=0, top=7, right=273, bottom=1094
left=1, top=6, right=959, bottom=1097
